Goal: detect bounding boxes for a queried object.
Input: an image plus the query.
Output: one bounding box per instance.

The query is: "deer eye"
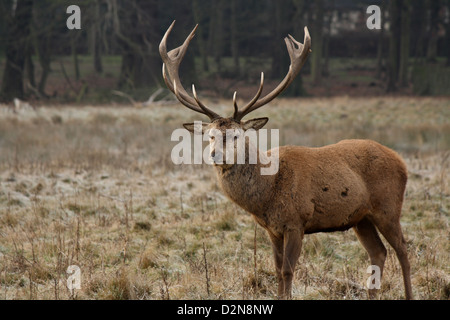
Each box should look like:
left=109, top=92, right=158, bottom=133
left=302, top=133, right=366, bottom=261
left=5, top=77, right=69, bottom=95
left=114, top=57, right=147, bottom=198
left=209, top=135, right=215, bottom=141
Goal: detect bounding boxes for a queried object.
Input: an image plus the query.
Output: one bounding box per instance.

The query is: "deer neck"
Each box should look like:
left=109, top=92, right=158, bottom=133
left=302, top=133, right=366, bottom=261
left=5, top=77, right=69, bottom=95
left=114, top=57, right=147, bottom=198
left=213, top=144, right=276, bottom=215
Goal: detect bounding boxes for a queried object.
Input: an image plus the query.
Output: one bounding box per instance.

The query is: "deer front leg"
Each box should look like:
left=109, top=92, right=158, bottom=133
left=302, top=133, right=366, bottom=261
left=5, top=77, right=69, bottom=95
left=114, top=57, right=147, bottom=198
left=269, top=233, right=284, bottom=297
left=281, top=228, right=304, bottom=299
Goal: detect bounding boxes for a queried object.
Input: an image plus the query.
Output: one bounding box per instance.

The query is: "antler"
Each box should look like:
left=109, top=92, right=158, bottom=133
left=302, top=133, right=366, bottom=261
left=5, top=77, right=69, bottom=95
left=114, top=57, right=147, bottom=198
left=160, top=21, right=220, bottom=120
left=233, top=27, right=311, bottom=122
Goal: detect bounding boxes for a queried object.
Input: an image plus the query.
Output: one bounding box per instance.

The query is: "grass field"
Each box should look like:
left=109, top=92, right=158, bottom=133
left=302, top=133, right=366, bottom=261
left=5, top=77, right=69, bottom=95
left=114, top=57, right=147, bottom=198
left=0, top=96, right=449, bottom=300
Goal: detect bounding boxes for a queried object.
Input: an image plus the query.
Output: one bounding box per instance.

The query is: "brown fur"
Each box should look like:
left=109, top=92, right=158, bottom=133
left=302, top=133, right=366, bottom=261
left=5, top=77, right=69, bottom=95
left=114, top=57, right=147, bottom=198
left=195, top=118, right=413, bottom=300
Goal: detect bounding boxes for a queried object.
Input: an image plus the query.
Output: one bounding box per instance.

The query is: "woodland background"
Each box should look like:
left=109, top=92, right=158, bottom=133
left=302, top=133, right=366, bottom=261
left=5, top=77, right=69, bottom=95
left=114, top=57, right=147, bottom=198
left=0, top=0, right=449, bottom=104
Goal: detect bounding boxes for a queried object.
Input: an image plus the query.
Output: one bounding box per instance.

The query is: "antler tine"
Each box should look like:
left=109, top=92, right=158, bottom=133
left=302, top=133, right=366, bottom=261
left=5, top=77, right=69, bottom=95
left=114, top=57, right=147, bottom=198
left=232, top=91, right=238, bottom=119
left=192, top=84, right=220, bottom=120
left=160, top=21, right=220, bottom=120
left=162, top=63, right=192, bottom=108
left=233, top=27, right=311, bottom=122
left=234, top=72, right=264, bottom=121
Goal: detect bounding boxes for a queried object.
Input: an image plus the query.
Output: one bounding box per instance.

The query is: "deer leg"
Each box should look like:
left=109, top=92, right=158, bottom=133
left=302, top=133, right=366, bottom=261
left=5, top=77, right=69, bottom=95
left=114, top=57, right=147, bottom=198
left=269, top=233, right=284, bottom=298
left=373, top=218, right=413, bottom=300
left=281, top=228, right=304, bottom=299
left=353, top=217, right=387, bottom=299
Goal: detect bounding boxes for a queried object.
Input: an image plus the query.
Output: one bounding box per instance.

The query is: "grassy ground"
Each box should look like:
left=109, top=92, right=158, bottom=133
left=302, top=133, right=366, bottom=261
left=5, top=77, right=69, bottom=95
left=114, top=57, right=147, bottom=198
left=0, top=96, right=449, bottom=300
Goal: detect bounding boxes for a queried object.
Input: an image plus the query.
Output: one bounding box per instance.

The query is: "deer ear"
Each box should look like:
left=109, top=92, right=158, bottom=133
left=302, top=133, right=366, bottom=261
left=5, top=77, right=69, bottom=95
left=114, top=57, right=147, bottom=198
left=242, top=117, right=269, bottom=131
left=183, top=122, right=209, bottom=134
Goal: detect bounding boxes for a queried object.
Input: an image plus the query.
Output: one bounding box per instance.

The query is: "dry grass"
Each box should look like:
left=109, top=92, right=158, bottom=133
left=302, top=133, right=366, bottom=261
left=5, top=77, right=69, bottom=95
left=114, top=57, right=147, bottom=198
left=0, top=96, right=449, bottom=300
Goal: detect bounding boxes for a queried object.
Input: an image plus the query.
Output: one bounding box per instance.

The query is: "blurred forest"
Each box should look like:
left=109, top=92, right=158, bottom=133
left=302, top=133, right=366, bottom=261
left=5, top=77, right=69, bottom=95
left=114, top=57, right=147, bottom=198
left=0, top=0, right=449, bottom=104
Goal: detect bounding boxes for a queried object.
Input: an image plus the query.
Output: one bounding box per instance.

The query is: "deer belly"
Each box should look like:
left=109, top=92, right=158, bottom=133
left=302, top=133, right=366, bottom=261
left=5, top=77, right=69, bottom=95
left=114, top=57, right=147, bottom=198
left=305, top=171, right=370, bottom=233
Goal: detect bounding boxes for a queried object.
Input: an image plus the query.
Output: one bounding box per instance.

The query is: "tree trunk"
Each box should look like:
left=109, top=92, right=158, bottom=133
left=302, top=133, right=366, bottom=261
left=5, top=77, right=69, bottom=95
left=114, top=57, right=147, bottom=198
left=0, top=0, right=34, bottom=102
left=386, top=0, right=401, bottom=92
left=398, top=0, right=411, bottom=87
left=192, top=0, right=209, bottom=72
left=25, top=40, right=36, bottom=89
left=446, top=0, right=450, bottom=66
left=94, top=39, right=103, bottom=74
left=322, top=10, right=331, bottom=78
left=411, top=0, right=426, bottom=61
left=375, top=27, right=385, bottom=79
left=271, top=0, right=292, bottom=79
left=72, top=34, right=80, bottom=81
left=37, top=56, right=50, bottom=96
left=271, top=0, right=283, bottom=78
left=213, top=0, right=225, bottom=74
left=311, top=0, right=324, bottom=85
left=230, top=0, right=240, bottom=76
left=30, top=0, right=61, bottom=98
left=92, top=0, right=103, bottom=74
left=375, top=1, right=386, bottom=79
left=35, top=30, right=52, bottom=97
left=426, top=0, right=440, bottom=62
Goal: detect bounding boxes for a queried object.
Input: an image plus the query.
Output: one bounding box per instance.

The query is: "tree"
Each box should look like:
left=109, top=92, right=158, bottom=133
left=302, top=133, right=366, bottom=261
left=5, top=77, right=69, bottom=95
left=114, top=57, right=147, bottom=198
left=311, top=0, right=324, bottom=85
left=115, top=0, right=161, bottom=90
left=210, top=0, right=225, bottom=74
left=32, top=0, right=65, bottom=97
left=398, top=0, right=411, bottom=87
left=89, top=0, right=103, bottom=74
left=426, top=0, right=440, bottom=62
left=387, top=0, right=413, bottom=91
left=192, top=0, right=210, bottom=72
left=386, top=0, right=401, bottom=92
left=230, top=0, right=240, bottom=76
left=445, top=0, right=450, bottom=66
left=0, top=0, right=34, bottom=102
left=375, top=1, right=387, bottom=79
left=411, top=0, right=427, bottom=60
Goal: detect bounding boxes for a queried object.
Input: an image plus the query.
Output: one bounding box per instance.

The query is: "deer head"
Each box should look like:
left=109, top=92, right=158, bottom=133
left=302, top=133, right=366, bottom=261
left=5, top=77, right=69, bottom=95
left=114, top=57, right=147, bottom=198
left=160, top=20, right=311, bottom=166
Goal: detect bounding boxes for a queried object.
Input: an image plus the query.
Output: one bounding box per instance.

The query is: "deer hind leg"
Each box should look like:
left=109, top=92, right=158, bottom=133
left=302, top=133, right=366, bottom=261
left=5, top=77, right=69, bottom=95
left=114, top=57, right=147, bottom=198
left=372, top=216, right=413, bottom=300
left=281, top=228, right=304, bottom=299
left=353, top=217, right=387, bottom=299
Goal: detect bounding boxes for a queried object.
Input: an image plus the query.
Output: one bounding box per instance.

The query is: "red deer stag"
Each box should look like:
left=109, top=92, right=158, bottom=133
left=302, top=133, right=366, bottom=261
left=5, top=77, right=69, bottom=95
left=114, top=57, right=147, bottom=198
left=159, top=21, right=413, bottom=300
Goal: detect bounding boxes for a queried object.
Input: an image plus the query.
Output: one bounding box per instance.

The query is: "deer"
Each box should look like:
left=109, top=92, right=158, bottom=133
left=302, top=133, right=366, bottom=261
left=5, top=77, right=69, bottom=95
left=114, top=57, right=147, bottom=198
left=159, top=21, right=413, bottom=300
